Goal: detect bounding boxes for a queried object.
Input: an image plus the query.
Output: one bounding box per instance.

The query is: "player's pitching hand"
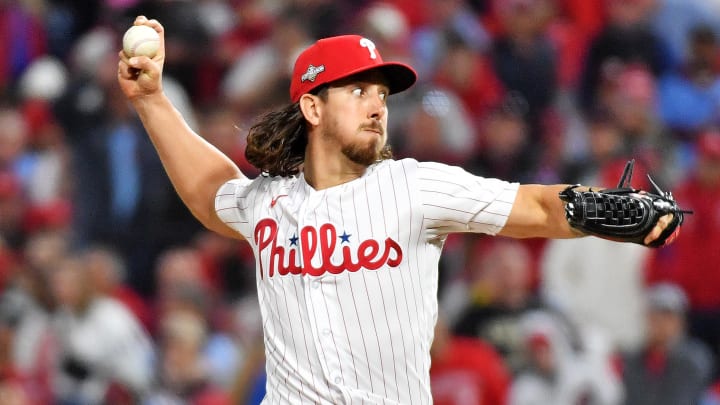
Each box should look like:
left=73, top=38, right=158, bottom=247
left=117, top=16, right=165, bottom=100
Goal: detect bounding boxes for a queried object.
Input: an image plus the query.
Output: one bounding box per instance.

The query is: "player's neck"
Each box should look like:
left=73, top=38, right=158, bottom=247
left=303, top=148, right=368, bottom=190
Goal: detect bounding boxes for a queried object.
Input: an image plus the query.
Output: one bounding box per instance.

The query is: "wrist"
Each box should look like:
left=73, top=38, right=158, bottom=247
left=131, top=91, right=169, bottom=112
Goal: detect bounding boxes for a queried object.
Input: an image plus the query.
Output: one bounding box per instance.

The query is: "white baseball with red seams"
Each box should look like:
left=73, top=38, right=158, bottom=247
left=122, top=25, right=160, bottom=58
left=216, top=159, right=518, bottom=404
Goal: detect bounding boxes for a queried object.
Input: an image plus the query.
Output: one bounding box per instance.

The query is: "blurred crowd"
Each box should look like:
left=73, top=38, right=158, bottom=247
left=2, top=0, right=720, bottom=404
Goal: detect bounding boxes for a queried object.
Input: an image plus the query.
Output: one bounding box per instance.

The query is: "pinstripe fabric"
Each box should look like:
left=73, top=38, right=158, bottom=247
left=215, top=158, right=518, bottom=404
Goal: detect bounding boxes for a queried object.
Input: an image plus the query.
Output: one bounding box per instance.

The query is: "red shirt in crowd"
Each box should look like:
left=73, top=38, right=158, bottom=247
left=645, top=176, right=720, bottom=310
left=430, top=337, right=510, bottom=405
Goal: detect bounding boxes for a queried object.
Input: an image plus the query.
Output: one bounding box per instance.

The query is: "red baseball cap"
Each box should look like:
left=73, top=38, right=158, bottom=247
left=290, top=35, right=417, bottom=103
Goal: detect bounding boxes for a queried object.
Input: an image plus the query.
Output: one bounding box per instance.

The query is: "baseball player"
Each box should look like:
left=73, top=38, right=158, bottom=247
left=117, top=16, right=685, bottom=404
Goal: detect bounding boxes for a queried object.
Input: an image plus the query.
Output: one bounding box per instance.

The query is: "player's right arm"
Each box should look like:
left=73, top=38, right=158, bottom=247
left=117, top=16, right=244, bottom=239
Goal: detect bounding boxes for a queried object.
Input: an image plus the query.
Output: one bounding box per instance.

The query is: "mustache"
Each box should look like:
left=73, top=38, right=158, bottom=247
left=360, top=121, right=384, bottom=136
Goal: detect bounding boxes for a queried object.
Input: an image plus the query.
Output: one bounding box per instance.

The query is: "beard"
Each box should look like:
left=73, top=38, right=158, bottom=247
left=341, top=140, right=382, bottom=166
left=322, top=116, right=385, bottom=166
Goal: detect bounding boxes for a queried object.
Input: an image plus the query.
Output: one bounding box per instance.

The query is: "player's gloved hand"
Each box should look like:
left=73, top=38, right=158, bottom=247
left=558, top=159, right=692, bottom=247
left=117, top=16, right=165, bottom=101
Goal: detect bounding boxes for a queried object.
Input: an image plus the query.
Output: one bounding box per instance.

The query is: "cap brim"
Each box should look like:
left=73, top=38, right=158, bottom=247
left=376, top=62, right=417, bottom=95
left=310, top=62, right=417, bottom=97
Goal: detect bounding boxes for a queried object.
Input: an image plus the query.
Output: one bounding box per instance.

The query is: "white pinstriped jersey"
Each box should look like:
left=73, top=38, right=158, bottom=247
left=215, top=158, right=518, bottom=404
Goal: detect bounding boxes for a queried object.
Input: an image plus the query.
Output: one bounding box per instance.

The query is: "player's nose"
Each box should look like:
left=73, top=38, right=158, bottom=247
left=366, top=90, right=386, bottom=120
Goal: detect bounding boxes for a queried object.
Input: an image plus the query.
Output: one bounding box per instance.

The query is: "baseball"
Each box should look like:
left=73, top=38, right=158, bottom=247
left=122, top=25, right=160, bottom=58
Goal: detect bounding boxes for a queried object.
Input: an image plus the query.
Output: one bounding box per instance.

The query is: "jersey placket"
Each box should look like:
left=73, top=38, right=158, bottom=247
left=296, top=190, right=346, bottom=402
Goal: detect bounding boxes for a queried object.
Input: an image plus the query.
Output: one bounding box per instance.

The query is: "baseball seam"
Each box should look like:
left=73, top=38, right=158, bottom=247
left=130, top=37, right=159, bottom=56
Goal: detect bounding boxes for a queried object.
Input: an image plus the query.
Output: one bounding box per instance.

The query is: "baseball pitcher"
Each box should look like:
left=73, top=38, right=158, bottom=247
left=117, top=16, right=686, bottom=404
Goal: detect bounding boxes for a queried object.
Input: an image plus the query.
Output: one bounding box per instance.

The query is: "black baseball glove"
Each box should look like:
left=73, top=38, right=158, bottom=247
left=558, top=160, right=692, bottom=247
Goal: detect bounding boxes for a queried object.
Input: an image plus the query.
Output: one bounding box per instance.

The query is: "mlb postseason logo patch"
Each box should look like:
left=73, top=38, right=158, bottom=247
left=301, top=64, right=325, bottom=82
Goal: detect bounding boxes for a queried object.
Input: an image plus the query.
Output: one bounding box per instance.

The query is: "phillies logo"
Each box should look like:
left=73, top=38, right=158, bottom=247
left=254, top=218, right=403, bottom=279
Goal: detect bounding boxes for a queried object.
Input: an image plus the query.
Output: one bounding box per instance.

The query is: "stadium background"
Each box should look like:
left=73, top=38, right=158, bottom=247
left=2, top=0, right=720, bottom=404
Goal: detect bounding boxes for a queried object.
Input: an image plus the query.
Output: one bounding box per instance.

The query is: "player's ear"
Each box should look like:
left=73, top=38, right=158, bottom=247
left=299, top=94, right=321, bottom=126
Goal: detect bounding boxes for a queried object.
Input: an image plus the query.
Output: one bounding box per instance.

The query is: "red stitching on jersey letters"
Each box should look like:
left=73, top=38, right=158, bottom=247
left=254, top=218, right=403, bottom=279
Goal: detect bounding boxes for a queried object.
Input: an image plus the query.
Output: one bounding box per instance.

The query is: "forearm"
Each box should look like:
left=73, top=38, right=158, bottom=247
left=536, top=184, right=586, bottom=239
left=500, top=184, right=585, bottom=239
left=132, top=93, right=244, bottom=234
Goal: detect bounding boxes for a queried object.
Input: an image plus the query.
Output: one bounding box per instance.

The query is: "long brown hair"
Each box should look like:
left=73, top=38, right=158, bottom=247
left=244, top=86, right=393, bottom=177
left=245, top=101, right=308, bottom=177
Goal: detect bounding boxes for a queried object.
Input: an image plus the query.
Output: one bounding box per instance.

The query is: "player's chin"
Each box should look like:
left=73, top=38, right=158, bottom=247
left=343, top=142, right=383, bottom=166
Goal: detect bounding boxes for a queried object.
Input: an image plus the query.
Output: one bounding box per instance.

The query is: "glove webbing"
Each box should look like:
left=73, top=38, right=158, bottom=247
left=583, top=193, right=646, bottom=227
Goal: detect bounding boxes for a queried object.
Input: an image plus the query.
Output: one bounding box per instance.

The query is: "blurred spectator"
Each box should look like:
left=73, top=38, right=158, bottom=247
left=18, top=56, right=68, bottom=103
left=3, top=230, right=69, bottom=405
left=196, top=0, right=238, bottom=40
left=645, top=129, right=720, bottom=376
left=0, top=107, right=29, bottom=179
left=449, top=237, right=541, bottom=373
left=541, top=157, right=653, bottom=352
left=44, top=0, right=104, bottom=59
left=560, top=110, right=626, bottom=184
left=702, top=380, right=720, bottom=405
left=621, top=283, right=713, bottom=405
left=509, top=310, right=623, bottom=405
left=50, top=254, right=154, bottom=404
left=198, top=106, right=259, bottom=179
left=468, top=99, right=533, bottom=182
left=145, top=310, right=231, bottom=405
left=596, top=63, right=677, bottom=184
left=430, top=313, right=511, bottom=405
left=228, top=296, right=266, bottom=405
left=410, top=0, right=491, bottom=80
left=0, top=101, right=73, bottom=241
left=652, top=0, right=720, bottom=69
left=185, top=0, right=240, bottom=105
left=432, top=32, right=505, bottom=121
left=396, top=86, right=477, bottom=165
left=155, top=247, right=213, bottom=309
left=126, top=0, right=212, bottom=99
left=0, top=319, right=33, bottom=405
left=0, top=172, right=25, bottom=250
left=491, top=0, right=558, bottom=135
left=657, top=25, right=720, bottom=135
left=154, top=247, right=240, bottom=390
left=83, top=245, right=153, bottom=331
left=598, top=64, right=658, bottom=139
left=285, top=0, right=355, bottom=39
left=0, top=288, right=52, bottom=405
left=578, top=0, right=671, bottom=114
left=208, top=1, right=277, bottom=106
left=193, top=230, right=257, bottom=300
left=354, top=1, right=412, bottom=63
left=221, top=9, right=312, bottom=114
left=55, top=26, right=202, bottom=295
left=16, top=99, right=71, bottom=207
left=541, top=236, right=648, bottom=352
left=0, top=237, right=18, bottom=292
left=384, top=0, right=432, bottom=30
left=546, top=0, right=608, bottom=90
left=1, top=1, right=718, bottom=403
left=0, top=1, right=47, bottom=93
left=10, top=229, right=69, bottom=403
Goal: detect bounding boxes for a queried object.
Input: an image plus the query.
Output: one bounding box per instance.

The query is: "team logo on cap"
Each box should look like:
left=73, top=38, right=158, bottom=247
left=301, top=64, right=325, bottom=83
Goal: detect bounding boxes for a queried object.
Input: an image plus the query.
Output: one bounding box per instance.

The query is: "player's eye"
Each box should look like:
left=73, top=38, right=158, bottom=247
left=351, top=87, right=363, bottom=97
left=379, top=91, right=387, bottom=101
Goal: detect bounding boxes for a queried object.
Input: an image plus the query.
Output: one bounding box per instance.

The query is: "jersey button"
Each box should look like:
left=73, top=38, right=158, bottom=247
left=323, top=329, right=331, bottom=336
left=334, top=376, right=342, bottom=384
left=312, top=281, right=320, bottom=289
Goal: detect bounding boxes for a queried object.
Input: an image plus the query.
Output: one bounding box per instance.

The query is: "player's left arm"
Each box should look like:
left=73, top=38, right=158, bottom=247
left=498, top=184, right=677, bottom=246
left=498, top=184, right=581, bottom=240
